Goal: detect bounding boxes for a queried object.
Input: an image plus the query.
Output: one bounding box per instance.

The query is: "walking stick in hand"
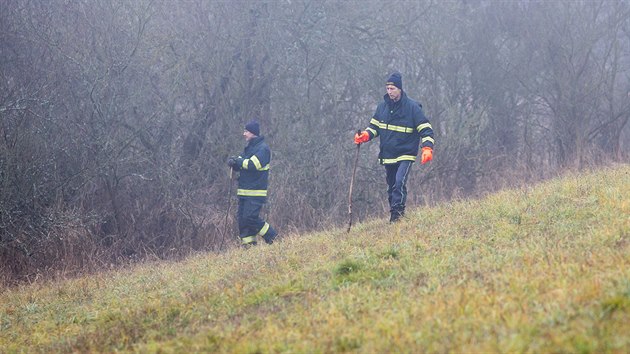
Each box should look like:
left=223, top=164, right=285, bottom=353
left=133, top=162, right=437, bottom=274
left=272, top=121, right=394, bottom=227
left=220, top=168, right=235, bottom=250
left=347, top=130, right=362, bottom=233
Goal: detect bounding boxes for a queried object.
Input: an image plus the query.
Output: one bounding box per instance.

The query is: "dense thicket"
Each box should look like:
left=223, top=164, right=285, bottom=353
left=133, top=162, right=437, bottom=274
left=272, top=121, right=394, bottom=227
left=1, top=0, right=629, bottom=283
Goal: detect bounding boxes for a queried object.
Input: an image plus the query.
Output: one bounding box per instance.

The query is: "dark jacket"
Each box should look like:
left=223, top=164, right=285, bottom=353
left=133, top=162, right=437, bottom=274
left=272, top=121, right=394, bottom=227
left=234, top=136, right=271, bottom=197
left=366, top=91, right=435, bottom=164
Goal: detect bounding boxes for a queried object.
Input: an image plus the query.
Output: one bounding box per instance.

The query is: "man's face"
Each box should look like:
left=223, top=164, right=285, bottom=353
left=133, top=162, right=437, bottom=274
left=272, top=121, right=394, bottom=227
left=386, top=84, right=401, bottom=101
left=243, top=130, right=256, bottom=141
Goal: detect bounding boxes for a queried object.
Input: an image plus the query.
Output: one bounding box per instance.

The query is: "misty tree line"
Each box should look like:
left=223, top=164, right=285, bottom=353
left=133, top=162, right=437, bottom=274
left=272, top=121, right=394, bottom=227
left=1, top=0, right=629, bottom=283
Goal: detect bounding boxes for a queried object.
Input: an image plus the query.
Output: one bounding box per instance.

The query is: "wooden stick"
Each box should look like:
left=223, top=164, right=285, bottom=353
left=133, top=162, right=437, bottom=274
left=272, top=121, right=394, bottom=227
left=347, top=132, right=362, bottom=233
left=220, top=168, right=235, bottom=250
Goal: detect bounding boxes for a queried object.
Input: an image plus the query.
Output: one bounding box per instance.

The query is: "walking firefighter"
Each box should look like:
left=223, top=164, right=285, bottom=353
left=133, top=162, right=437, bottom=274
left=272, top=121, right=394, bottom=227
left=227, top=120, right=278, bottom=246
left=354, top=72, right=435, bottom=222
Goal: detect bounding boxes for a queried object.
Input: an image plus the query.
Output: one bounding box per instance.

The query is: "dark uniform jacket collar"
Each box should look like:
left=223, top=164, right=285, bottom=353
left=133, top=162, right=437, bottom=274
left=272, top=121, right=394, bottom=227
left=247, top=136, right=265, bottom=148
left=383, top=90, right=407, bottom=108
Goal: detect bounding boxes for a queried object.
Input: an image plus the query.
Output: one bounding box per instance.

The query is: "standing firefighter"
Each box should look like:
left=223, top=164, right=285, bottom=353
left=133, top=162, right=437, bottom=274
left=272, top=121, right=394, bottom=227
left=227, top=120, right=277, bottom=246
left=354, top=72, right=435, bottom=222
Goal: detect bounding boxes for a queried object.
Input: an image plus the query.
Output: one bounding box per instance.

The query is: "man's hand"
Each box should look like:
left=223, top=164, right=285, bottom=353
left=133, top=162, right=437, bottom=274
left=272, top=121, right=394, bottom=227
left=227, top=157, right=239, bottom=169
left=421, top=147, right=433, bottom=164
left=354, top=131, right=370, bottom=145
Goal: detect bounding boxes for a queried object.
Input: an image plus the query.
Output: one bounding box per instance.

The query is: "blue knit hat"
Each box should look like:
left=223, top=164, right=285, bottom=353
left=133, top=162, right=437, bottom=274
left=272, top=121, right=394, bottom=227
left=386, top=72, right=402, bottom=90
left=245, top=120, right=260, bottom=136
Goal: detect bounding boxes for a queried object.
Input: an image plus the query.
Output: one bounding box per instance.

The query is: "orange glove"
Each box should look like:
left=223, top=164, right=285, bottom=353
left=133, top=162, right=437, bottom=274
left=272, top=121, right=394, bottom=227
left=354, top=131, right=370, bottom=145
left=421, top=146, right=433, bottom=164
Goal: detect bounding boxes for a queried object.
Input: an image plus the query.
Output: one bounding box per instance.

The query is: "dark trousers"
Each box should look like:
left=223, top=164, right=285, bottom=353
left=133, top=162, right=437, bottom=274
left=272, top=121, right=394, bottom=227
left=237, top=196, right=276, bottom=244
left=384, top=160, right=413, bottom=215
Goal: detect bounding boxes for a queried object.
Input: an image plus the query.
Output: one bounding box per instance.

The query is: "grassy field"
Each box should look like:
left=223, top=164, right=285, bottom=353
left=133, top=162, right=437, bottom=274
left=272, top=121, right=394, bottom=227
left=1, top=165, right=629, bottom=353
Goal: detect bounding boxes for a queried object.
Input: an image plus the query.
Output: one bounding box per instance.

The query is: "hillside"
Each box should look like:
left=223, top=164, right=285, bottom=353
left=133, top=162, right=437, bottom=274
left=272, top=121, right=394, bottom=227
left=1, top=165, right=629, bottom=353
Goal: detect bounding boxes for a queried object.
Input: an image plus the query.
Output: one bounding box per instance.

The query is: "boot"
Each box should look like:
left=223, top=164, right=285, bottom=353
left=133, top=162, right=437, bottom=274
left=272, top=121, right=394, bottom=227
left=263, top=231, right=277, bottom=245
left=390, top=209, right=404, bottom=223
left=261, top=224, right=277, bottom=245
left=263, top=234, right=275, bottom=244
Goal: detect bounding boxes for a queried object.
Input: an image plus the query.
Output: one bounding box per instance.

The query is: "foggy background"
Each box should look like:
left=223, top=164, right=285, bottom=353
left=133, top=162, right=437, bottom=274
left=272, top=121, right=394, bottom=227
left=2, top=0, right=629, bottom=283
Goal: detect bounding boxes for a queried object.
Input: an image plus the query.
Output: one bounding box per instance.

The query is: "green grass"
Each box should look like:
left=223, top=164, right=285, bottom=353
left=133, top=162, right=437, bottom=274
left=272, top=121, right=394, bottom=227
left=1, top=165, right=629, bottom=353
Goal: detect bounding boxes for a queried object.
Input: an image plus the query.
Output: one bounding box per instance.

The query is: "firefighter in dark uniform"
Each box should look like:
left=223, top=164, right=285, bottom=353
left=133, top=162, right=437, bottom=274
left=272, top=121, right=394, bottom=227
left=354, top=72, right=435, bottom=222
left=227, top=120, right=277, bottom=246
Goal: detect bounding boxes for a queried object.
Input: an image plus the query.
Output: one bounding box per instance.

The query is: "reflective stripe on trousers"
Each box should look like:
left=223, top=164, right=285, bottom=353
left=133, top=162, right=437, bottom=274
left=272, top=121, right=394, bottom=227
left=237, top=197, right=276, bottom=244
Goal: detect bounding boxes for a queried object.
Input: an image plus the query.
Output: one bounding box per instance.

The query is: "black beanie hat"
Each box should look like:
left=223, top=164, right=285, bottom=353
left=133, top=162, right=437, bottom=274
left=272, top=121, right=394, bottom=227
left=245, top=120, right=260, bottom=136
left=386, top=72, right=403, bottom=90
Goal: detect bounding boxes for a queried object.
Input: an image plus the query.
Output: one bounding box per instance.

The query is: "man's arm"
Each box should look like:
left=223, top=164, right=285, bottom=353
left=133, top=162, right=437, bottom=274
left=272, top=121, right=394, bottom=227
left=236, top=148, right=270, bottom=171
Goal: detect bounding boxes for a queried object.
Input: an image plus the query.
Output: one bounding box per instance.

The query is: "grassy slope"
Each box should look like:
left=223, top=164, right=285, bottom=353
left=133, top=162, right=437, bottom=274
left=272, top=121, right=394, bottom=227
left=1, top=165, right=629, bottom=353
